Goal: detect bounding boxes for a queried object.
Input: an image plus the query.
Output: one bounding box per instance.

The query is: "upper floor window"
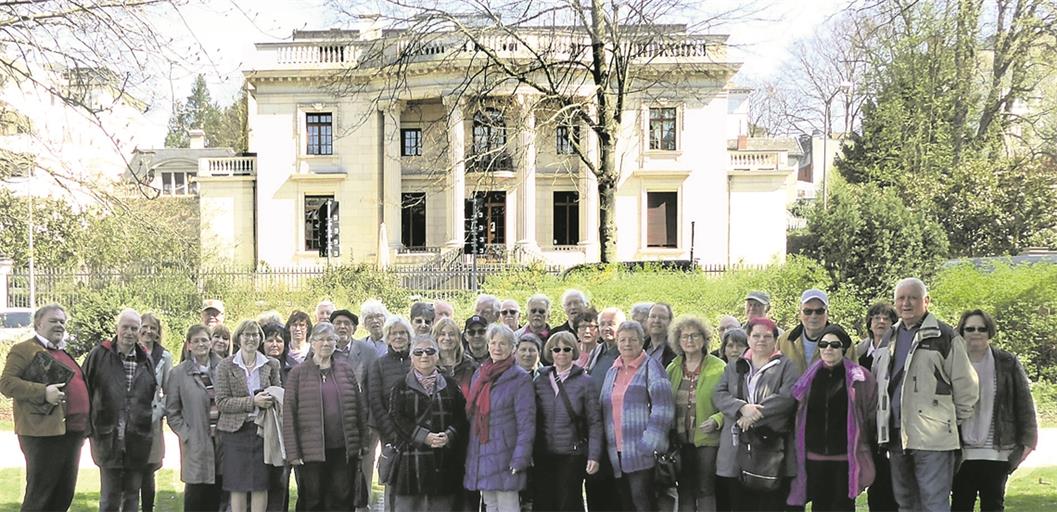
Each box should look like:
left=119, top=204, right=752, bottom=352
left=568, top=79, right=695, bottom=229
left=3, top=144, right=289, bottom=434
left=649, top=107, right=677, bottom=151
left=472, top=108, right=507, bottom=155
left=161, top=171, right=197, bottom=196
left=306, top=113, right=333, bottom=155
left=556, top=124, right=580, bottom=155
left=646, top=191, right=677, bottom=248
left=401, top=128, right=422, bottom=156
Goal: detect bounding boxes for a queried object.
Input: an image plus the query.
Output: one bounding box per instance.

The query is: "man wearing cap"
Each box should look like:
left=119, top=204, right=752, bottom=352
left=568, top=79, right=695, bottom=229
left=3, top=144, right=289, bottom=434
left=873, top=278, right=978, bottom=512
left=463, top=315, right=490, bottom=364
left=201, top=300, right=224, bottom=329
left=743, top=291, right=771, bottom=326
left=777, top=289, right=831, bottom=375
left=409, top=302, right=435, bottom=336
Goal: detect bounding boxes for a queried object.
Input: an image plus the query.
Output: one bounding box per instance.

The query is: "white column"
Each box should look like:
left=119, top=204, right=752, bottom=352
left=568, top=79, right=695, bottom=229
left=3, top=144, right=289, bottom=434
left=382, top=101, right=402, bottom=250
left=579, top=104, right=600, bottom=259
left=515, top=94, right=538, bottom=250
left=444, top=97, right=466, bottom=248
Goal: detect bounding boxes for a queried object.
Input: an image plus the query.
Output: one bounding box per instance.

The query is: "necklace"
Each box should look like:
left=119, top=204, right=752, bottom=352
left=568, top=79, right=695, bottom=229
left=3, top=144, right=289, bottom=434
left=320, top=367, right=331, bottom=383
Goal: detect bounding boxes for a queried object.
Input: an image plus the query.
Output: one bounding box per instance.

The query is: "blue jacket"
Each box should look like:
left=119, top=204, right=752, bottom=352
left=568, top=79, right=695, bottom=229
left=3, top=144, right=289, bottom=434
left=600, top=354, right=674, bottom=477
left=463, top=364, right=537, bottom=491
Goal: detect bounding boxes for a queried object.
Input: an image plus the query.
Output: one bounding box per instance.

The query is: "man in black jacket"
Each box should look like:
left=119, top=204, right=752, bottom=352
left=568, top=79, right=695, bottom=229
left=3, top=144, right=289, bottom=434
left=82, top=308, right=156, bottom=512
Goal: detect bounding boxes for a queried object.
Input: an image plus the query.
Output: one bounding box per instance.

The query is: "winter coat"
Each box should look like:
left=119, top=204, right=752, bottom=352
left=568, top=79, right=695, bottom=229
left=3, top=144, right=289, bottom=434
left=533, top=365, right=603, bottom=460
left=214, top=354, right=282, bottom=433
left=367, top=349, right=412, bottom=443
left=712, top=350, right=798, bottom=478
left=82, top=340, right=157, bottom=469
left=389, top=372, right=468, bottom=496
left=600, top=354, right=674, bottom=477
left=440, top=353, right=478, bottom=399
left=463, top=364, right=537, bottom=492
left=777, top=322, right=827, bottom=376
left=787, top=359, right=877, bottom=506
left=165, top=354, right=222, bottom=484
left=975, top=347, right=1038, bottom=471
left=666, top=354, right=727, bottom=447
left=147, top=346, right=173, bottom=466
left=283, top=358, right=369, bottom=463
left=873, top=313, right=979, bottom=451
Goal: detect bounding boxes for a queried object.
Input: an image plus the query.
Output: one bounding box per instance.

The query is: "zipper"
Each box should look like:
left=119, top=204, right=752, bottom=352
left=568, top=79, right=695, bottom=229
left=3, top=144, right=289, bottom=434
left=913, top=375, right=918, bottom=393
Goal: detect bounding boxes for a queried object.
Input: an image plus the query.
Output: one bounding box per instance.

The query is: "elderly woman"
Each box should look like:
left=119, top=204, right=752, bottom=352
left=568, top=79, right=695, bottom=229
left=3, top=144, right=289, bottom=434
left=515, top=332, right=543, bottom=380
left=516, top=294, right=553, bottom=340
left=434, top=318, right=478, bottom=397
left=713, top=317, right=798, bottom=512
left=215, top=320, right=283, bottom=512
left=284, top=310, right=312, bottom=364
left=387, top=335, right=469, bottom=511
left=850, top=302, right=898, bottom=511
left=258, top=321, right=293, bottom=512
left=137, top=313, right=173, bottom=512
left=573, top=309, right=600, bottom=368
left=719, top=328, right=749, bottom=366
left=951, top=310, right=1038, bottom=512
left=665, top=315, right=726, bottom=512
left=368, top=316, right=414, bottom=507
left=283, top=323, right=369, bottom=511
left=787, top=324, right=877, bottom=511
left=464, top=324, right=537, bottom=512
left=600, top=320, right=674, bottom=511
left=167, top=325, right=225, bottom=512
left=211, top=324, right=232, bottom=359
left=532, top=331, right=603, bottom=512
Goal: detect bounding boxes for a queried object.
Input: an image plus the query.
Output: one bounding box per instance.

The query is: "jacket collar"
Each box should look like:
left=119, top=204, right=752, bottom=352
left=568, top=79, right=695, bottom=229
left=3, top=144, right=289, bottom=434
left=540, top=364, right=585, bottom=380
left=102, top=338, right=148, bottom=361
left=405, top=369, right=448, bottom=394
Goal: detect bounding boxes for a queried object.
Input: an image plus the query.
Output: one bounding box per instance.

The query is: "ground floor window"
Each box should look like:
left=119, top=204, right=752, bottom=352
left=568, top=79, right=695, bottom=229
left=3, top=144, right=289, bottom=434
left=553, top=191, right=580, bottom=246
left=646, top=191, right=677, bottom=248
left=304, top=195, right=335, bottom=252
left=402, top=192, right=426, bottom=249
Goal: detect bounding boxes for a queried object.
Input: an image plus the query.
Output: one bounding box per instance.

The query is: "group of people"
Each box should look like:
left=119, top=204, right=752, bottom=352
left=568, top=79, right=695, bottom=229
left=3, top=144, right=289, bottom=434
left=0, top=276, right=1040, bottom=512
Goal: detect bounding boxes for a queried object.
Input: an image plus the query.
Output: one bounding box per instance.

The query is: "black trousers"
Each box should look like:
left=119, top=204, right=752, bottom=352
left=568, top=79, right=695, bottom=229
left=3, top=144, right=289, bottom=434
left=951, top=459, right=1011, bottom=512
left=533, top=452, right=587, bottom=512
left=867, top=448, right=898, bottom=512
left=267, top=465, right=290, bottom=512
left=585, top=457, right=622, bottom=512
left=730, top=477, right=791, bottom=512
left=715, top=476, right=737, bottom=512
left=100, top=466, right=146, bottom=512
left=140, top=463, right=161, bottom=512
left=17, top=431, right=85, bottom=512
left=184, top=481, right=223, bottom=512
left=297, top=449, right=358, bottom=512
left=616, top=466, right=656, bottom=512
left=806, top=460, right=855, bottom=511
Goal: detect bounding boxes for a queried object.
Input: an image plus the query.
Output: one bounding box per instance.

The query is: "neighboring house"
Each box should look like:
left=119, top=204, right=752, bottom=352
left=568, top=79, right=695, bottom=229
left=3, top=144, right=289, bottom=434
left=198, top=26, right=801, bottom=269
left=793, top=132, right=842, bottom=201
left=126, top=130, right=239, bottom=198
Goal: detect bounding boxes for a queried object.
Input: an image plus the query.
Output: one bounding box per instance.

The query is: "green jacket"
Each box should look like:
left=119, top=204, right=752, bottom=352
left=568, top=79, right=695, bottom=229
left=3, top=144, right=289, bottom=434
left=666, top=354, right=726, bottom=447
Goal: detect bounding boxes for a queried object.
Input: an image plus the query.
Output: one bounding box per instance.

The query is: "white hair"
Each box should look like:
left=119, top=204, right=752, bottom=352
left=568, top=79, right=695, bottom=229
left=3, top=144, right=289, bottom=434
left=475, top=294, right=501, bottom=311
left=115, top=308, right=141, bottom=326
left=599, top=307, right=627, bottom=324
left=526, top=293, right=551, bottom=310
left=894, top=278, right=929, bottom=299
left=382, top=315, right=413, bottom=341
left=630, top=302, right=654, bottom=317
left=561, top=289, right=587, bottom=307
left=315, top=300, right=335, bottom=314
left=486, top=323, right=517, bottom=348
left=361, top=299, right=390, bottom=318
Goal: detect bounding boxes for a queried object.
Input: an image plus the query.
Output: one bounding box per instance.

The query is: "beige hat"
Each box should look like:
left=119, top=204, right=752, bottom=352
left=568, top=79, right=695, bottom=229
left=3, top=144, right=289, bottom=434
left=202, top=299, right=225, bottom=314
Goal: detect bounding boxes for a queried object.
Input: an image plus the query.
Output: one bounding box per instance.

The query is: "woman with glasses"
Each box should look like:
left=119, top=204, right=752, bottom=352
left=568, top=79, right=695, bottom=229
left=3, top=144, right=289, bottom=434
left=387, top=335, right=469, bottom=511
left=951, top=310, right=1038, bottom=512
left=284, top=310, right=312, bottom=365
left=531, top=331, right=602, bottom=511
left=368, top=316, right=415, bottom=508
left=433, top=318, right=478, bottom=398
left=852, top=302, right=898, bottom=511
left=215, top=320, right=283, bottom=512
left=665, top=315, right=726, bottom=512
left=573, top=309, right=600, bottom=368
left=786, top=324, right=877, bottom=512
left=283, top=323, right=369, bottom=511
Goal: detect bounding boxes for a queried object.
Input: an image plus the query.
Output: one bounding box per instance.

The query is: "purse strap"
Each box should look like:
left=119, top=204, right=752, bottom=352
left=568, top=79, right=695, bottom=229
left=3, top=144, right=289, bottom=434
left=387, top=385, right=437, bottom=448
left=554, top=373, right=584, bottom=442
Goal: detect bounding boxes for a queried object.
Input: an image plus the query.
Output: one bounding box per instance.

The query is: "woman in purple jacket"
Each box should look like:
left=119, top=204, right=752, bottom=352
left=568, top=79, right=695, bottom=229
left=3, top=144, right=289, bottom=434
left=463, top=323, right=537, bottom=512
left=531, top=331, right=603, bottom=511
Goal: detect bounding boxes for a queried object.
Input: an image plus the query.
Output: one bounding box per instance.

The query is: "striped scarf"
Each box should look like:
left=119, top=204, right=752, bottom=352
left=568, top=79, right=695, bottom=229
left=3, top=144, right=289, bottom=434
left=415, top=368, right=439, bottom=395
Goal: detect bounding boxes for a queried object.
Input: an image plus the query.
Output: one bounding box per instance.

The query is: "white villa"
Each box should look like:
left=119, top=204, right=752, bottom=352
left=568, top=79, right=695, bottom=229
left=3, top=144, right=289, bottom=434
left=196, top=26, right=804, bottom=268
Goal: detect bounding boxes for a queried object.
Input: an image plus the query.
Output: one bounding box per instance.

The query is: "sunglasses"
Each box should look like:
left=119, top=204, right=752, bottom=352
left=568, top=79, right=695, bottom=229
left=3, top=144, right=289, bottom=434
left=412, top=348, right=438, bottom=357
left=817, top=341, right=844, bottom=350
left=802, top=307, right=827, bottom=316
left=467, top=328, right=486, bottom=335
left=501, top=309, right=519, bottom=316
left=963, top=326, right=988, bottom=333
left=551, top=346, right=573, bottom=353
left=530, top=308, right=547, bottom=314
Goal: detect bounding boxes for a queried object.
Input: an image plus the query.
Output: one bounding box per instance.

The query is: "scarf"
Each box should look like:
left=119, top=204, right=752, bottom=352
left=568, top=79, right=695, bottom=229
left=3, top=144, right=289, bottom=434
left=963, top=349, right=996, bottom=446
left=415, top=368, right=439, bottom=395
left=466, top=355, right=515, bottom=443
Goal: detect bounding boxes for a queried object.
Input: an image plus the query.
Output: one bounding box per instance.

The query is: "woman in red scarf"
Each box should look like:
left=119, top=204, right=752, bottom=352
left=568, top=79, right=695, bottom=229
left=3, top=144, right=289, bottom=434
left=463, top=323, right=537, bottom=512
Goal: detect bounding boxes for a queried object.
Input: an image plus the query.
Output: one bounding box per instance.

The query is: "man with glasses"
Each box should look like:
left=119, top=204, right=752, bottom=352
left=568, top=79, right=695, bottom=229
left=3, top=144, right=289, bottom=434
left=551, top=289, right=588, bottom=335
left=463, top=315, right=491, bottom=364
left=499, top=298, right=521, bottom=330
left=777, top=288, right=831, bottom=375
left=515, top=294, right=553, bottom=341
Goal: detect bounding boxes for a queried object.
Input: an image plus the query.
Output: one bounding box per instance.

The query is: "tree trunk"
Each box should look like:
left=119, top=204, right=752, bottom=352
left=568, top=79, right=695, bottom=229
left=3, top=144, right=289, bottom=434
left=596, top=131, right=618, bottom=263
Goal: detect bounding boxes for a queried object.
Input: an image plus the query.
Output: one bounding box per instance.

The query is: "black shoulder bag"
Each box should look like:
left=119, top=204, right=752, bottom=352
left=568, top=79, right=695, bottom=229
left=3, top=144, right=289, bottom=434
left=734, top=359, right=785, bottom=491
left=644, top=360, right=682, bottom=488
left=377, top=386, right=436, bottom=485
left=554, top=374, right=588, bottom=452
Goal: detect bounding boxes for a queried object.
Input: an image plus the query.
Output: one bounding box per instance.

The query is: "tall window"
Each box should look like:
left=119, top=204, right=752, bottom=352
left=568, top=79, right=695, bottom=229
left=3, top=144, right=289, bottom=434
left=161, top=171, right=197, bottom=196
left=556, top=124, right=580, bottom=155
left=304, top=195, right=334, bottom=251
left=648, top=107, right=677, bottom=151
left=646, top=191, right=678, bottom=248
left=401, top=128, right=422, bottom=156
left=306, top=113, right=333, bottom=155
left=401, top=193, right=427, bottom=249
left=472, top=108, right=507, bottom=155
left=553, top=191, right=580, bottom=246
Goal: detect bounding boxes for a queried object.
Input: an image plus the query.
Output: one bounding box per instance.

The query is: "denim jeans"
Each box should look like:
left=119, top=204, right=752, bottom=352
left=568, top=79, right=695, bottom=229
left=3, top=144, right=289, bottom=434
left=888, top=431, right=956, bottom=512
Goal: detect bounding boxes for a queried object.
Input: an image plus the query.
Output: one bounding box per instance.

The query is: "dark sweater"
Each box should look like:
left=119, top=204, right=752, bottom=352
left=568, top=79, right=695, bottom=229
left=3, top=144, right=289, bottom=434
left=805, top=363, right=848, bottom=456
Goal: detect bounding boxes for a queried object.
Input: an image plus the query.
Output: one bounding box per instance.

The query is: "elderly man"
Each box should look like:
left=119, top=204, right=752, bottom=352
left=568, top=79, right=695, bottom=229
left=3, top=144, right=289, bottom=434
left=201, top=299, right=224, bottom=329
left=82, top=309, right=158, bottom=512
left=515, top=294, right=552, bottom=341
left=463, top=315, right=491, bottom=364
left=314, top=299, right=336, bottom=325
left=0, top=304, right=89, bottom=512
left=433, top=300, right=455, bottom=322
left=873, top=278, right=979, bottom=512
left=629, top=302, right=653, bottom=325
left=645, top=303, right=677, bottom=366
left=499, top=298, right=521, bottom=330
left=583, top=306, right=626, bottom=512
left=473, top=294, right=501, bottom=324
left=743, top=291, right=771, bottom=325
left=777, top=288, right=832, bottom=375
left=551, top=289, right=587, bottom=335
left=360, top=299, right=389, bottom=357
left=410, top=301, right=435, bottom=336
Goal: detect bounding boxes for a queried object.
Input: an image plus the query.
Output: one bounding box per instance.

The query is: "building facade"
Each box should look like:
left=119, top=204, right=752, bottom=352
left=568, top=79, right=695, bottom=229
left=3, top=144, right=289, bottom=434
left=198, top=26, right=800, bottom=268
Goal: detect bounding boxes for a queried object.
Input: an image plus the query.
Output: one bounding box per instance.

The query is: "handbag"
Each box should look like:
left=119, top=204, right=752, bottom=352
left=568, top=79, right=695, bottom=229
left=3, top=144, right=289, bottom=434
left=644, top=360, right=682, bottom=488
left=554, top=374, right=588, bottom=451
left=377, top=385, right=437, bottom=485
left=734, top=359, right=784, bottom=491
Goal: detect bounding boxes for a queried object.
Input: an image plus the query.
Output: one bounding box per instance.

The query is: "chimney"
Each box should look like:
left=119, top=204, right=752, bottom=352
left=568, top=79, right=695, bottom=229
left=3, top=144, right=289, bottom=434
left=189, top=129, right=206, bottom=149
left=737, top=134, right=748, bottom=150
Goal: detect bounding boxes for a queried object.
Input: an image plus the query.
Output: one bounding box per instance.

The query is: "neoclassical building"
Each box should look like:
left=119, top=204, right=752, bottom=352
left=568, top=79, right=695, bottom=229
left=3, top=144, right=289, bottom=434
left=196, top=26, right=801, bottom=268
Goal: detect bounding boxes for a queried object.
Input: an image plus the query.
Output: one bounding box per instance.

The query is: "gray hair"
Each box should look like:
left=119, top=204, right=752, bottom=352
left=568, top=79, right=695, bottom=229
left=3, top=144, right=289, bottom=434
left=599, top=307, right=626, bottom=325
left=315, top=300, right=335, bottom=314
left=33, top=303, right=66, bottom=326
left=475, top=294, right=501, bottom=311
left=410, top=334, right=440, bottom=351
left=383, top=315, right=413, bottom=342
left=115, top=308, right=141, bottom=327
left=309, top=322, right=339, bottom=341
left=894, top=277, right=929, bottom=300
left=526, top=293, right=551, bottom=310
left=361, top=299, right=390, bottom=318
left=616, top=320, right=646, bottom=344
left=486, top=323, right=517, bottom=349
left=561, top=289, right=587, bottom=307
left=630, top=302, right=654, bottom=318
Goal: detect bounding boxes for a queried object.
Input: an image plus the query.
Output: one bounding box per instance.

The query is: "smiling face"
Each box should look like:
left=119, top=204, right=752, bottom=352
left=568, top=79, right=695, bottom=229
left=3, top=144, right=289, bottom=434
left=516, top=341, right=540, bottom=371
left=202, top=308, right=223, bottom=328
left=962, top=314, right=991, bottom=353
left=818, top=333, right=845, bottom=367
left=647, top=305, right=671, bottom=338
left=800, top=298, right=828, bottom=337
left=238, top=328, right=262, bottom=356
left=139, top=317, right=160, bottom=347
left=436, top=325, right=461, bottom=353
left=35, top=308, right=67, bottom=346
left=466, top=323, right=488, bottom=352
left=187, top=331, right=212, bottom=361
left=550, top=340, right=575, bottom=370
left=411, top=340, right=439, bottom=374
left=598, top=311, right=620, bottom=343
left=387, top=324, right=411, bottom=352
left=332, top=316, right=356, bottom=346
left=289, top=320, right=308, bottom=344
left=211, top=332, right=230, bottom=357
left=616, top=328, right=645, bottom=360
left=488, top=334, right=514, bottom=362
left=895, top=282, right=930, bottom=325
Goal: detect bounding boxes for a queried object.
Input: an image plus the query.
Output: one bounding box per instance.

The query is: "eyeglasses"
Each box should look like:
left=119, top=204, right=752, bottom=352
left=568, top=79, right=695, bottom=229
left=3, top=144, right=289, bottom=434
left=551, top=346, right=573, bottom=353
left=802, top=307, right=827, bottom=316
left=817, top=341, right=844, bottom=350
left=577, top=323, right=599, bottom=331
left=963, top=326, right=988, bottom=333
left=412, top=348, right=438, bottom=357
left=679, top=332, right=705, bottom=341
left=530, top=308, right=547, bottom=315
left=467, top=328, right=486, bottom=335
left=501, top=309, right=519, bottom=316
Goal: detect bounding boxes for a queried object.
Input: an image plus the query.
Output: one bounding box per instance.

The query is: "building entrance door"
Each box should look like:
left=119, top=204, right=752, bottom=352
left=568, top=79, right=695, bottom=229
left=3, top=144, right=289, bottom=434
left=464, top=191, right=506, bottom=253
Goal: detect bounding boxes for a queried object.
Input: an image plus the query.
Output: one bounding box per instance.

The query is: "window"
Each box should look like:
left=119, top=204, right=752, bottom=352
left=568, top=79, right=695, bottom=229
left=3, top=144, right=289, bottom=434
left=401, top=129, right=422, bottom=156
left=304, top=195, right=334, bottom=251
left=160, top=171, right=197, bottom=196
left=472, top=108, right=507, bottom=155
left=556, top=124, right=580, bottom=155
left=553, top=191, right=580, bottom=246
left=798, top=163, right=813, bottom=182
left=401, top=193, right=427, bottom=249
left=306, top=113, right=333, bottom=155
left=648, top=107, right=677, bottom=151
left=646, top=192, right=678, bottom=248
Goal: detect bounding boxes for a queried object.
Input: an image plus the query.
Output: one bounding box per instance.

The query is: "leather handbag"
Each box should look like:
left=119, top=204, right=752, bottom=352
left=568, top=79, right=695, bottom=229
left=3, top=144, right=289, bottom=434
left=644, top=360, right=682, bottom=488
left=376, top=443, right=401, bottom=485
left=736, top=426, right=784, bottom=491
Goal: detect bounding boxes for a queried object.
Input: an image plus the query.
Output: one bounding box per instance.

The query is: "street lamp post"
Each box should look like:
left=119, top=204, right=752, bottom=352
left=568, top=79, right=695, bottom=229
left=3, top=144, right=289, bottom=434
left=821, top=81, right=852, bottom=210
